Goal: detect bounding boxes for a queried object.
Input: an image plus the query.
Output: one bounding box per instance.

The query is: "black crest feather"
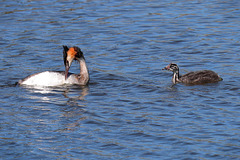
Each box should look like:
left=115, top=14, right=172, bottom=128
left=63, top=45, right=69, bottom=66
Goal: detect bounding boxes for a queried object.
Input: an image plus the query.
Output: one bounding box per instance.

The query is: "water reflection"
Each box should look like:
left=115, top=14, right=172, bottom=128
left=19, top=85, right=90, bottom=134
left=21, top=85, right=89, bottom=102
left=63, top=86, right=89, bottom=101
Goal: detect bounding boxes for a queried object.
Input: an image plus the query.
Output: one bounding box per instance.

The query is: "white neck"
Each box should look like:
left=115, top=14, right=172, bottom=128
left=172, top=71, right=180, bottom=84
left=79, top=58, right=88, bottom=74
left=79, top=57, right=89, bottom=82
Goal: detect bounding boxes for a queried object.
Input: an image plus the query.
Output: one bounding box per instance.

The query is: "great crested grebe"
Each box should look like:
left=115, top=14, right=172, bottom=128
left=162, top=63, right=223, bottom=85
left=18, top=46, right=89, bottom=86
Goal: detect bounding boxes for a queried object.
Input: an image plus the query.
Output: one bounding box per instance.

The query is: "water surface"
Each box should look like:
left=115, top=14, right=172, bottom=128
left=0, top=0, right=240, bottom=159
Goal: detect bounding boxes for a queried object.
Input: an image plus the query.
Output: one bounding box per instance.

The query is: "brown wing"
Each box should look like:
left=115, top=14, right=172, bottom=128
left=180, top=70, right=222, bottom=84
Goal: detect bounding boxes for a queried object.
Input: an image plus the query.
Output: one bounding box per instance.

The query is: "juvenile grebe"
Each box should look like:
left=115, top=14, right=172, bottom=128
left=162, top=63, right=222, bottom=85
left=18, top=46, right=89, bottom=86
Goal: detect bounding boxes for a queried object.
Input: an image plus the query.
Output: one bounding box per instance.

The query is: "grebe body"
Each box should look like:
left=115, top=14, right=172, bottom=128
left=162, top=63, right=222, bottom=85
left=18, top=46, right=89, bottom=86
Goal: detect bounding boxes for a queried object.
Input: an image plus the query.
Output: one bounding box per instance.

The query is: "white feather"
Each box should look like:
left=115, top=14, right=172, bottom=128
left=20, top=71, right=68, bottom=86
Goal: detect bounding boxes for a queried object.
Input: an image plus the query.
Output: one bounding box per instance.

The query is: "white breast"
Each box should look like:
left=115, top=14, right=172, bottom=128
left=19, top=71, right=79, bottom=86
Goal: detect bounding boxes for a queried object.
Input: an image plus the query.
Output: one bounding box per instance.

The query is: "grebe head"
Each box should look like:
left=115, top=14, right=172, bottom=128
left=63, top=45, right=84, bottom=80
left=162, top=63, right=179, bottom=72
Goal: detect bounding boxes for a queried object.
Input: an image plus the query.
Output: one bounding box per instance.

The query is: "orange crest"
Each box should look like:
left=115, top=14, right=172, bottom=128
left=67, top=47, right=77, bottom=58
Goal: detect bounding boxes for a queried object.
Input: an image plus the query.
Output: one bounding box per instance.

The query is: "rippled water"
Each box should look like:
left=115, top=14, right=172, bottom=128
left=1, top=0, right=240, bottom=159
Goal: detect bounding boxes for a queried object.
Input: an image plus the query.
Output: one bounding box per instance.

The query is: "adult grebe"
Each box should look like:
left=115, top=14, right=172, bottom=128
left=18, top=46, right=89, bottom=86
left=162, top=63, right=222, bottom=85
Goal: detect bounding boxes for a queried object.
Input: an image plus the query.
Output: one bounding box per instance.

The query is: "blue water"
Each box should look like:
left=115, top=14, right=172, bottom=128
left=0, top=0, right=240, bottom=159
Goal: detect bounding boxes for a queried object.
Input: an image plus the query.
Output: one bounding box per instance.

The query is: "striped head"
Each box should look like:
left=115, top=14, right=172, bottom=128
left=162, top=63, right=179, bottom=72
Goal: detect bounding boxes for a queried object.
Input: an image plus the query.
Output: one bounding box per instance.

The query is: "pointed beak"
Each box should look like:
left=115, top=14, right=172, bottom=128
left=162, top=65, right=169, bottom=70
left=65, top=58, right=73, bottom=80
left=65, top=64, right=70, bottom=80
